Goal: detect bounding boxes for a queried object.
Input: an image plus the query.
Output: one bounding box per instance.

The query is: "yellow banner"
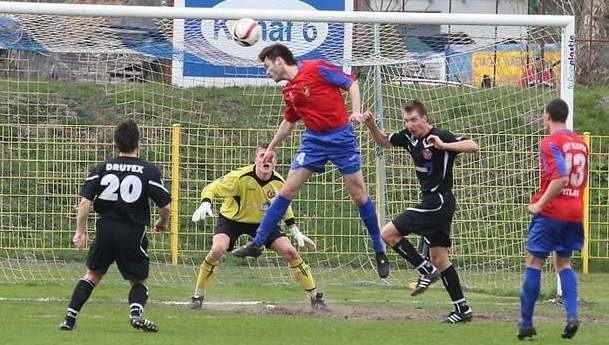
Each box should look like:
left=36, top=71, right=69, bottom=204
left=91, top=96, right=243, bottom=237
left=472, top=51, right=560, bottom=87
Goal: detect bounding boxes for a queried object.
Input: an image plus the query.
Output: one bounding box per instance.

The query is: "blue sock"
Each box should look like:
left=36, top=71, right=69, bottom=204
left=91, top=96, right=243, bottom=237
left=357, top=198, right=385, bottom=253
left=253, top=195, right=291, bottom=246
left=519, top=267, right=541, bottom=327
left=559, top=268, right=578, bottom=320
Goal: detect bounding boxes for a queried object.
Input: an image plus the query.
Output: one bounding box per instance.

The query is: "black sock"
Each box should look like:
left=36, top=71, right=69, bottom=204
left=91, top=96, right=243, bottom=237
left=392, top=238, right=434, bottom=274
left=441, top=265, right=469, bottom=312
left=65, top=279, right=95, bottom=324
left=128, top=283, right=149, bottom=318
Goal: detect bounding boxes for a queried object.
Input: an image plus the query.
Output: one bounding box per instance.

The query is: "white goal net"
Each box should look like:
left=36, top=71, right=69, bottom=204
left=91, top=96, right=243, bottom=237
left=0, top=2, right=574, bottom=293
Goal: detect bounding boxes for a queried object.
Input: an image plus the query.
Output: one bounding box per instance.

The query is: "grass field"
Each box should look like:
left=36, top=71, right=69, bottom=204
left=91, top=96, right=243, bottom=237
left=2, top=271, right=609, bottom=345
left=2, top=73, right=609, bottom=344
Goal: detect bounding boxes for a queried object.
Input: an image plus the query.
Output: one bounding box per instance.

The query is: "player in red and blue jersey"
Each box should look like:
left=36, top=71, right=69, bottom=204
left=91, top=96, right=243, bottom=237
left=518, top=98, right=588, bottom=340
left=232, top=43, right=390, bottom=279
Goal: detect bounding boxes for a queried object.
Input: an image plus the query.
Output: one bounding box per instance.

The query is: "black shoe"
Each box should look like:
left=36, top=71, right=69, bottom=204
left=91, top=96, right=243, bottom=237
left=310, top=292, right=328, bottom=311
left=517, top=325, right=537, bottom=340
left=375, top=252, right=390, bottom=279
left=189, top=295, right=204, bottom=309
left=232, top=242, right=264, bottom=258
left=410, top=268, right=440, bottom=296
left=59, top=319, right=74, bottom=331
left=442, top=309, right=473, bottom=324
left=130, top=317, right=159, bottom=332
left=561, top=317, right=580, bottom=339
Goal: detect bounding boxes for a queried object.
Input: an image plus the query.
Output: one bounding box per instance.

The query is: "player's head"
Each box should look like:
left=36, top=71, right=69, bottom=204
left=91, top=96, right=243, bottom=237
left=258, top=44, right=296, bottom=82
left=114, top=119, right=140, bottom=154
left=544, top=98, right=569, bottom=128
left=254, top=143, right=277, bottom=178
left=403, top=100, right=430, bottom=138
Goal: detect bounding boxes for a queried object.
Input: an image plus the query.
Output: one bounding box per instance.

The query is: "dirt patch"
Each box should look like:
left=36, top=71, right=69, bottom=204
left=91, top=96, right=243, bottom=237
left=178, top=300, right=606, bottom=324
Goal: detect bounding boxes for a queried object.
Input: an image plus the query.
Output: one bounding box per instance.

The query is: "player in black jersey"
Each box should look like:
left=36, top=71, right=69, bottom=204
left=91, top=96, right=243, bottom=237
left=364, top=100, right=479, bottom=323
left=59, top=120, right=171, bottom=332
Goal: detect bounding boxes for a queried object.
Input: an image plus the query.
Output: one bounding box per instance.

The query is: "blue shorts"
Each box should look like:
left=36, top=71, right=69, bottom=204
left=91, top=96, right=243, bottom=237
left=291, top=124, right=362, bottom=175
left=526, top=214, right=584, bottom=259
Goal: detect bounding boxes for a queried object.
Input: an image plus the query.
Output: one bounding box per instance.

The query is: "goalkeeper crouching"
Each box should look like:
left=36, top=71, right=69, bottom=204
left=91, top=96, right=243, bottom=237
left=189, top=144, right=326, bottom=310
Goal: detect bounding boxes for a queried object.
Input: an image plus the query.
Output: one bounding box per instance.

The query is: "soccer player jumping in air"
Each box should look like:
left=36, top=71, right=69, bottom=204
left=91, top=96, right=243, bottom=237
left=232, top=43, right=390, bottom=279
left=363, top=100, right=479, bottom=323
left=517, top=98, right=588, bottom=340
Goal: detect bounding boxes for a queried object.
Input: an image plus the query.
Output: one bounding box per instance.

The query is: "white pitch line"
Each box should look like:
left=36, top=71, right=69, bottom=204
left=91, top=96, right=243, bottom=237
left=160, top=300, right=263, bottom=306
left=0, top=297, right=65, bottom=302
left=0, top=296, right=264, bottom=306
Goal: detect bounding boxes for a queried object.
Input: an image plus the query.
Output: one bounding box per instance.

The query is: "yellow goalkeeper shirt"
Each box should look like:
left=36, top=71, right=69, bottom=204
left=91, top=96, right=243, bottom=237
left=200, top=165, right=295, bottom=225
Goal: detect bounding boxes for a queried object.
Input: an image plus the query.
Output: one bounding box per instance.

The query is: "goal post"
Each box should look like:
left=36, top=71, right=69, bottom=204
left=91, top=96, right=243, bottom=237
left=0, top=1, right=576, bottom=292
left=560, top=20, right=575, bottom=129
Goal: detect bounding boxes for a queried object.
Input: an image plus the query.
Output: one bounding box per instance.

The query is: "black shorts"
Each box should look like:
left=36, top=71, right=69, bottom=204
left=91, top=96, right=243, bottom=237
left=215, top=214, right=285, bottom=251
left=392, top=192, right=456, bottom=247
left=86, top=217, right=149, bottom=281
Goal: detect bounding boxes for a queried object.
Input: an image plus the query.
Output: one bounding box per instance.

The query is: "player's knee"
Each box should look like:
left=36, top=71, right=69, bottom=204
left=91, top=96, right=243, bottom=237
left=209, top=245, right=227, bottom=261
left=280, top=187, right=297, bottom=200
left=430, top=256, right=441, bottom=267
left=130, top=280, right=147, bottom=287
left=83, top=270, right=103, bottom=285
left=278, top=246, right=299, bottom=262
left=431, top=256, right=450, bottom=271
left=281, top=177, right=305, bottom=200
left=554, top=257, right=572, bottom=272
left=381, top=225, right=400, bottom=246
left=346, top=185, right=368, bottom=206
left=351, top=192, right=368, bottom=206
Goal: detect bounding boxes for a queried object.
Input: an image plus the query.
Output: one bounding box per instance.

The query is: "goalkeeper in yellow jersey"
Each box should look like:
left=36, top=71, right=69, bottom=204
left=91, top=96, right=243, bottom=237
left=189, top=144, right=326, bottom=310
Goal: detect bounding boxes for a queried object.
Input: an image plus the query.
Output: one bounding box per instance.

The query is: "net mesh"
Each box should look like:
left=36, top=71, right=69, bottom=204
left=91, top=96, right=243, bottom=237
left=0, top=9, right=564, bottom=292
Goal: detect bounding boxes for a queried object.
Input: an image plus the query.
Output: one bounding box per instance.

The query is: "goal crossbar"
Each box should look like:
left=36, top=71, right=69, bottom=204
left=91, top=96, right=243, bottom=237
left=0, top=1, right=574, bottom=27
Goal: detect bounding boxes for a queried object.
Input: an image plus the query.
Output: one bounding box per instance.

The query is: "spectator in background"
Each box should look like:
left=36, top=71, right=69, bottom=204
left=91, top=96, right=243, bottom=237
left=519, top=56, right=556, bottom=88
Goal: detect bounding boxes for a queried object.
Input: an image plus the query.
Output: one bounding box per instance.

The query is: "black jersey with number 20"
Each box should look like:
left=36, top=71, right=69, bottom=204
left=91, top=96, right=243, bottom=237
left=80, top=156, right=171, bottom=226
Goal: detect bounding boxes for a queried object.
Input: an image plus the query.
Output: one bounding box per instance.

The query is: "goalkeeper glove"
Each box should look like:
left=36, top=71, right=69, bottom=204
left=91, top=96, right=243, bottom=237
left=288, top=224, right=316, bottom=250
left=192, top=201, right=213, bottom=222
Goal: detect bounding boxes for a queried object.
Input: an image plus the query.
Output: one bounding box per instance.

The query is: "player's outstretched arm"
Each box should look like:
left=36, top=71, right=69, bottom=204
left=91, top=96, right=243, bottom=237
left=428, top=134, right=479, bottom=153
left=73, top=197, right=92, bottom=249
left=444, top=139, right=479, bottom=153
left=363, top=111, right=392, bottom=148
left=265, top=119, right=296, bottom=160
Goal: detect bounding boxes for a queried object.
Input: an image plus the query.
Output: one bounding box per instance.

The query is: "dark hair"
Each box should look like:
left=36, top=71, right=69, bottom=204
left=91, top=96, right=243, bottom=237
left=545, top=98, right=569, bottom=123
left=258, top=44, right=296, bottom=65
left=404, top=100, right=427, bottom=117
left=114, top=119, right=140, bottom=153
